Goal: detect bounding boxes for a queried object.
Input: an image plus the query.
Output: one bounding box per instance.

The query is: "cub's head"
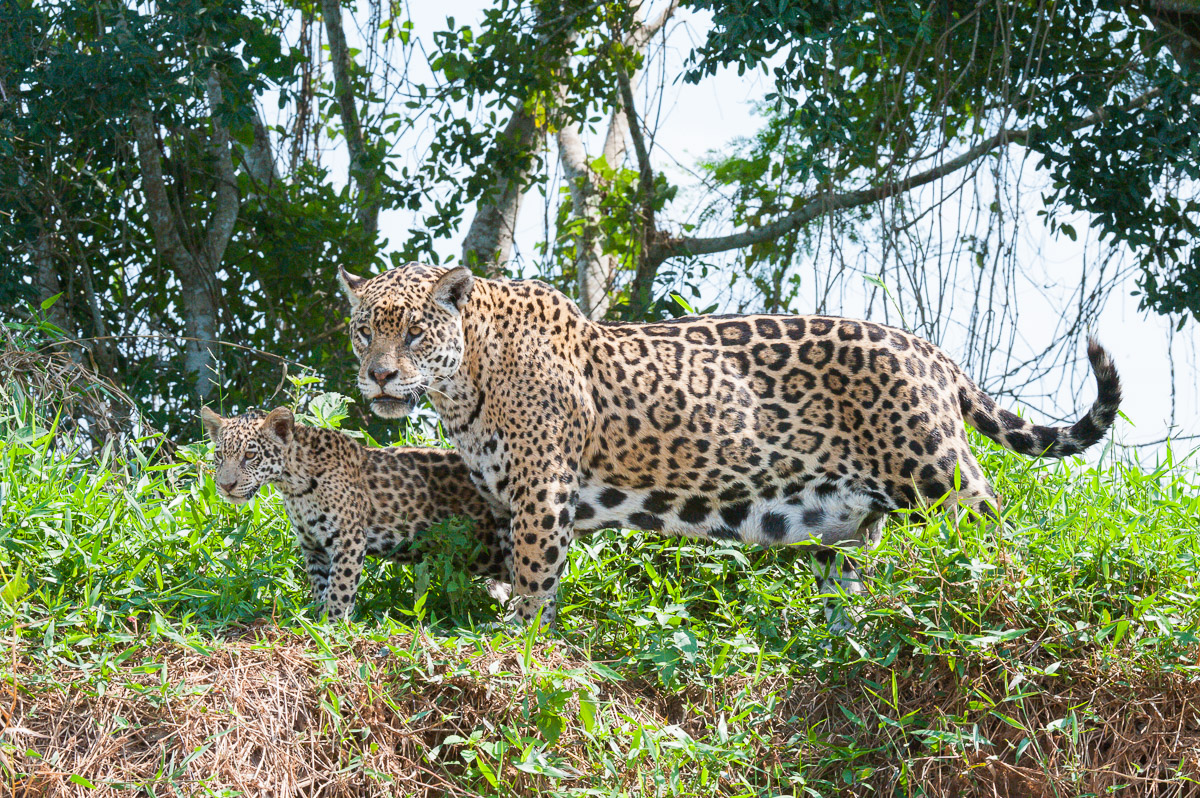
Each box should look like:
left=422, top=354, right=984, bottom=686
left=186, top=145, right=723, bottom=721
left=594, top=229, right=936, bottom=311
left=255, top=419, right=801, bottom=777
left=200, top=406, right=295, bottom=505
left=338, top=264, right=474, bottom=419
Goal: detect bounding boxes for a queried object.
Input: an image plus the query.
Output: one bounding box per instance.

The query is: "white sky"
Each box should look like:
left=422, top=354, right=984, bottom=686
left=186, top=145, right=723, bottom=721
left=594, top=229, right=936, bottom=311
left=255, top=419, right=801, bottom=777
left=320, top=1, right=1199, bottom=460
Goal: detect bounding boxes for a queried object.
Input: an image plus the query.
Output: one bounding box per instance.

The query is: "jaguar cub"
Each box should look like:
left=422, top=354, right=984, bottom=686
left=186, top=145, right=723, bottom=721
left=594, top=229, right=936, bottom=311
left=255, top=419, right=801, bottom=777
left=200, top=406, right=511, bottom=618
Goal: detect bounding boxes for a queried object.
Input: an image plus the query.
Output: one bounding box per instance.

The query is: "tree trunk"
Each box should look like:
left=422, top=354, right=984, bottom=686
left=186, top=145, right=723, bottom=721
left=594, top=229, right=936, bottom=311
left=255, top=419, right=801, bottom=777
left=176, top=261, right=221, bottom=398
left=78, top=262, right=117, bottom=376
left=321, top=0, right=380, bottom=242
left=32, top=246, right=73, bottom=343
left=461, top=1, right=607, bottom=276
left=131, top=71, right=239, bottom=401
left=557, top=121, right=617, bottom=319
left=461, top=106, right=541, bottom=276
left=554, top=1, right=677, bottom=318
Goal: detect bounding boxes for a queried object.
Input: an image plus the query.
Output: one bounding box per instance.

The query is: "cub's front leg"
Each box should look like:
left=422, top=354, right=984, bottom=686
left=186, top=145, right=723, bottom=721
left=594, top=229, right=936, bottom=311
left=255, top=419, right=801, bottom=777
left=324, top=524, right=368, bottom=620
left=299, top=539, right=332, bottom=610
left=288, top=510, right=333, bottom=613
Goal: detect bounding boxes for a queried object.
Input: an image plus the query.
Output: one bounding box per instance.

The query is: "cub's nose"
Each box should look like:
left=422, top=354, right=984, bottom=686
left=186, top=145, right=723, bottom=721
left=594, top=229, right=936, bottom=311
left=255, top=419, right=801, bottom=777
left=218, top=480, right=237, bottom=494
left=370, top=367, right=398, bottom=387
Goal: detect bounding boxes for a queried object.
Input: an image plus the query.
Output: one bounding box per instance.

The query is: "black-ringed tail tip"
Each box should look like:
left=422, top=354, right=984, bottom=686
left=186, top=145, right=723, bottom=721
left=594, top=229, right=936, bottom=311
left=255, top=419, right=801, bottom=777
left=959, top=336, right=1121, bottom=458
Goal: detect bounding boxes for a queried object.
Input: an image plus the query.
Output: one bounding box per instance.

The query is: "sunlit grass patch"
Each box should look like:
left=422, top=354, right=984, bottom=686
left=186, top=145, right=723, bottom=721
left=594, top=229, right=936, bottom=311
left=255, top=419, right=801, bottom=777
left=2, top=399, right=1199, bottom=795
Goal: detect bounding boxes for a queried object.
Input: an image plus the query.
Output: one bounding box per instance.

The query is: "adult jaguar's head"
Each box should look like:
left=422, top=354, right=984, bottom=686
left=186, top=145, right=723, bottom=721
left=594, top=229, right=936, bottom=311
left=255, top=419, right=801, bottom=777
left=338, top=264, right=474, bottom=419
left=200, top=406, right=295, bottom=505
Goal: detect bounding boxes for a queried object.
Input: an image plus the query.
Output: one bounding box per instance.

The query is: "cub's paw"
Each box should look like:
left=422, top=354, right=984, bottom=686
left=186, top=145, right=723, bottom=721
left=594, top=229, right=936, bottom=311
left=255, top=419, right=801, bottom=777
left=483, top=578, right=512, bottom=606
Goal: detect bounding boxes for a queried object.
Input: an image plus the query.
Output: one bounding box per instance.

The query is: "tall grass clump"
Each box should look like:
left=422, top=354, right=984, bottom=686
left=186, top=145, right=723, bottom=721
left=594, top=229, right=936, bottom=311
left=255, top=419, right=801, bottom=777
left=2, top=342, right=1199, bottom=796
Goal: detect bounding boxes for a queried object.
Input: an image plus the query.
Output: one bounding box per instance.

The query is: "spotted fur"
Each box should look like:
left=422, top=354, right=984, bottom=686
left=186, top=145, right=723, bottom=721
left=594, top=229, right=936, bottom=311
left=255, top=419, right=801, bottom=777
left=338, top=264, right=1122, bottom=629
left=200, top=406, right=511, bottom=619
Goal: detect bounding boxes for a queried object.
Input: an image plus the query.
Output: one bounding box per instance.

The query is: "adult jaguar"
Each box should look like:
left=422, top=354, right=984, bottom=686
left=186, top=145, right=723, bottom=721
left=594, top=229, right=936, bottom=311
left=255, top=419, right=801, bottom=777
left=338, top=264, right=1121, bottom=629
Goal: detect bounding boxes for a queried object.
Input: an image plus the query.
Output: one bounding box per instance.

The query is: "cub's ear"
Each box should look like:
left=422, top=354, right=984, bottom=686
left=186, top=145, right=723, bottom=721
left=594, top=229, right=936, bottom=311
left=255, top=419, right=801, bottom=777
left=431, top=266, right=475, bottom=313
left=200, top=406, right=223, bottom=440
left=262, top=407, right=295, bottom=445
left=338, top=266, right=368, bottom=308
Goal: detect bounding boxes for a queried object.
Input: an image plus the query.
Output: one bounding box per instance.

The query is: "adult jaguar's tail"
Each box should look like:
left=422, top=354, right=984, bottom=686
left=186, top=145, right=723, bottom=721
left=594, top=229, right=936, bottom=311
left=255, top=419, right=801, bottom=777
left=958, top=337, right=1122, bottom=458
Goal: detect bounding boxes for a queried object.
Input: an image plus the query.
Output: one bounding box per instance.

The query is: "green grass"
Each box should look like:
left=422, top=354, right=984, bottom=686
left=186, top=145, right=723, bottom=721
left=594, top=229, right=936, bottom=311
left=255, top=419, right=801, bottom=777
left=2, top=387, right=1200, bottom=796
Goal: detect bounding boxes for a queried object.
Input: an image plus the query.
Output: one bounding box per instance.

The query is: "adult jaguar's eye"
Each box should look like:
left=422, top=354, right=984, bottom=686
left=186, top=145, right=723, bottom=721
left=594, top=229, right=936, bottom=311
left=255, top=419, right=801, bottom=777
left=356, top=326, right=372, bottom=342
left=405, top=325, right=424, bottom=346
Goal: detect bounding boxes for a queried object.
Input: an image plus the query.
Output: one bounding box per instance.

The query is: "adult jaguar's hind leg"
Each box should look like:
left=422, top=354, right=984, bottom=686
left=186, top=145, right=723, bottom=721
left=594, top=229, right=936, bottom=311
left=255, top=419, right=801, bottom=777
left=808, top=511, right=887, bottom=634
left=927, top=448, right=1002, bottom=519
left=885, top=445, right=1002, bottom=528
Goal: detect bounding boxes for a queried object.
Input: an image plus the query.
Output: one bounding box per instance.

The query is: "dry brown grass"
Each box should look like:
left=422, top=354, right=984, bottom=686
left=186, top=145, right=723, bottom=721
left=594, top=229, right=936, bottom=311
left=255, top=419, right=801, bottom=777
left=0, top=330, right=155, bottom=455
left=3, top=624, right=1200, bottom=797
left=4, top=625, right=616, bottom=797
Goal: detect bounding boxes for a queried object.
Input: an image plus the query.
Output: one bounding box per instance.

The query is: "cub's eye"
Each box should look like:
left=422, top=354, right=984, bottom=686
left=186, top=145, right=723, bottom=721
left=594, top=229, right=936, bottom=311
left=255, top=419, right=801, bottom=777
left=244, top=450, right=258, bottom=462
left=405, top=325, right=424, bottom=346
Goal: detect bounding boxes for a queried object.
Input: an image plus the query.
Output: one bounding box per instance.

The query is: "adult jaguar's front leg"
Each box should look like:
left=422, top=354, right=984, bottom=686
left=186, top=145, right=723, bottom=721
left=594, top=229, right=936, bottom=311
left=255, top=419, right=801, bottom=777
left=504, top=476, right=578, bottom=628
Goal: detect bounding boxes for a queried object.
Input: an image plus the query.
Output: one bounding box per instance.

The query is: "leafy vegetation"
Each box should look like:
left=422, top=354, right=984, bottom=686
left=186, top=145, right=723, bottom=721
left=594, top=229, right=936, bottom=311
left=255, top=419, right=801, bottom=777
left=690, top=0, right=1200, bottom=318
left=3, top=373, right=1199, bottom=795
left=3, top=0, right=1197, bottom=435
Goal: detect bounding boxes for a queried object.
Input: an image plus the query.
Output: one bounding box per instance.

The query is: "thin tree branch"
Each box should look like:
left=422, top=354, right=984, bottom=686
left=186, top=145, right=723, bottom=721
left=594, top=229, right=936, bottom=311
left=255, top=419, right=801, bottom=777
left=647, top=87, right=1163, bottom=265
left=630, top=0, right=678, bottom=47
left=618, top=72, right=655, bottom=222
left=618, top=67, right=659, bottom=317
left=603, top=1, right=678, bottom=169
left=1115, top=433, right=1200, bottom=448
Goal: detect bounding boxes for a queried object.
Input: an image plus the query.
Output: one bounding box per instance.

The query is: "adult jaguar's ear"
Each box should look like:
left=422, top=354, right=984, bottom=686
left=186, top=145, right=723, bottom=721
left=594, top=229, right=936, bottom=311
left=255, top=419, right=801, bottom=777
left=431, top=266, right=474, bottom=313
left=200, top=406, right=223, bottom=440
left=262, top=407, right=295, bottom=445
left=338, top=266, right=367, bottom=308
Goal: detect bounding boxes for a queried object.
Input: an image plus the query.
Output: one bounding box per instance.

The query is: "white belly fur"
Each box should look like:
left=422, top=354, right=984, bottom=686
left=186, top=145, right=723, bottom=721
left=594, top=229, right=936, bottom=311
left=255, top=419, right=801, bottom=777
left=575, top=482, right=874, bottom=546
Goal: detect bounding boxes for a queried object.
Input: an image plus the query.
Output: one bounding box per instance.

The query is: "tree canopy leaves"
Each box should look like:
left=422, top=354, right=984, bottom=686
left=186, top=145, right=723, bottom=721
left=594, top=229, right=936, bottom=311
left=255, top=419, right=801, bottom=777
left=1, top=0, right=1195, bottom=444
left=686, top=0, right=1200, bottom=316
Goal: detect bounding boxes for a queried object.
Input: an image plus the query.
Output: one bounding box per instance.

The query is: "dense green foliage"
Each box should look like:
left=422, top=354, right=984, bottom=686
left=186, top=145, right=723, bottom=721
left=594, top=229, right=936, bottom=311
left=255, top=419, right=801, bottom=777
left=4, top=0, right=1196, bottom=433
left=0, top=0, right=386, bottom=435
left=690, top=0, right=1200, bottom=317
left=3, top=379, right=1199, bottom=793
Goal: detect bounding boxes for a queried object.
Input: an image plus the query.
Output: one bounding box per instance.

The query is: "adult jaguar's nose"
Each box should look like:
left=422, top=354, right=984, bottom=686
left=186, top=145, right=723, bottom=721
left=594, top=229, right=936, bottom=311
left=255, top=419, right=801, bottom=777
left=370, top=367, right=398, bottom=386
